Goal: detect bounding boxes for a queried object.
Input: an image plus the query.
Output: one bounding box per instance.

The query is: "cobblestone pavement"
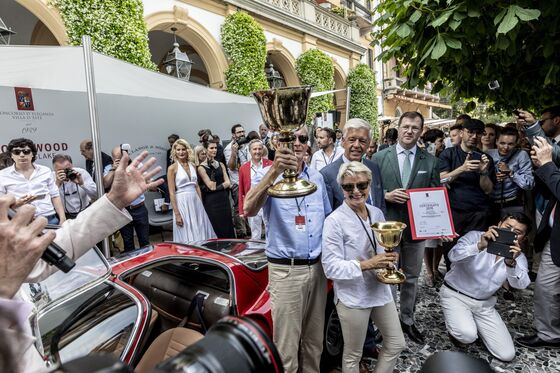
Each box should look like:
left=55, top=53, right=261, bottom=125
left=360, top=274, right=560, bottom=372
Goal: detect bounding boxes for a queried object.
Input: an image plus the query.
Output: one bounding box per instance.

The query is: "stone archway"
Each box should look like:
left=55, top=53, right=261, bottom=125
left=266, top=39, right=299, bottom=87
left=333, top=62, right=347, bottom=126
left=145, top=6, right=228, bottom=89
left=16, top=0, right=67, bottom=45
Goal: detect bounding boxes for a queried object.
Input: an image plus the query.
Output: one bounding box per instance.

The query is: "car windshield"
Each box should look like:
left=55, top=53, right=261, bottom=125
left=22, top=248, right=111, bottom=312
left=192, top=240, right=267, bottom=270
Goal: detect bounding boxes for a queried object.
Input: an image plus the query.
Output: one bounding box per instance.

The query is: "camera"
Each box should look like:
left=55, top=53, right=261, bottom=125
left=64, top=168, right=79, bottom=181
left=488, top=80, right=500, bottom=90
left=50, top=316, right=283, bottom=373
left=234, top=136, right=250, bottom=147
left=120, top=143, right=131, bottom=153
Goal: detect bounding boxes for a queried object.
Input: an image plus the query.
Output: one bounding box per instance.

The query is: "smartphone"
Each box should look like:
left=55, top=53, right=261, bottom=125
left=31, top=193, right=47, bottom=200
left=513, top=109, right=521, bottom=117
left=469, top=151, right=482, bottom=161
left=487, top=227, right=517, bottom=258
left=120, top=143, right=131, bottom=153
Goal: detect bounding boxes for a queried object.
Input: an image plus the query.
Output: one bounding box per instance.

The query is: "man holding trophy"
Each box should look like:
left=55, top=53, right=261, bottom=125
left=244, top=87, right=331, bottom=373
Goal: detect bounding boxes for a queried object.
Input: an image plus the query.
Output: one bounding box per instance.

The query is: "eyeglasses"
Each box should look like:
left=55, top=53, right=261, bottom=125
left=341, top=181, right=370, bottom=192
left=295, top=134, right=309, bottom=144
left=399, top=126, right=421, bottom=133
left=11, top=149, right=32, bottom=156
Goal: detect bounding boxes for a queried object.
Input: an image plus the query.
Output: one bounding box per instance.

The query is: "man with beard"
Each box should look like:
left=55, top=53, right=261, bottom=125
left=309, top=127, right=343, bottom=171
left=244, top=126, right=331, bottom=373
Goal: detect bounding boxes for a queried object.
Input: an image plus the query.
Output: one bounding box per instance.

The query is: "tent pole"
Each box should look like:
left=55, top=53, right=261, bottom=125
left=82, top=35, right=110, bottom=258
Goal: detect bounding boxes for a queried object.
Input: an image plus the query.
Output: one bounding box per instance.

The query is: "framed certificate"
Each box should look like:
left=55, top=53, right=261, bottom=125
left=406, top=187, right=456, bottom=240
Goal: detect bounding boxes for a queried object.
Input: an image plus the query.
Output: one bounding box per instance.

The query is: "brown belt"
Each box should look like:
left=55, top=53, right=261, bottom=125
left=127, top=201, right=145, bottom=210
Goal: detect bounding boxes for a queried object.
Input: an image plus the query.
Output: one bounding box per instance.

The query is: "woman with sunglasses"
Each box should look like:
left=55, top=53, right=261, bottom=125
left=0, top=138, right=66, bottom=225
left=322, top=161, right=405, bottom=373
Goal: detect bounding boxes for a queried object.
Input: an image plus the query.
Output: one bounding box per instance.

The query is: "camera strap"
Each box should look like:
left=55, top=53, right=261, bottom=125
left=179, top=293, right=208, bottom=334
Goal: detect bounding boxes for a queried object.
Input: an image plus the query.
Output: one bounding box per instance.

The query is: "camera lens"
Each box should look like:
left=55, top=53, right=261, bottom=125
left=154, top=316, right=284, bottom=373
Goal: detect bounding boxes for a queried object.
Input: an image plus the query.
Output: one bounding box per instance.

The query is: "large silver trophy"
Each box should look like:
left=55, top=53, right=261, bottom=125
left=252, top=86, right=317, bottom=198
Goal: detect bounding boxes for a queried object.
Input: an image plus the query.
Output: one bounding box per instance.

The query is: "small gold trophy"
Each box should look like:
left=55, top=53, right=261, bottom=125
left=252, top=86, right=317, bottom=198
left=371, top=221, right=407, bottom=284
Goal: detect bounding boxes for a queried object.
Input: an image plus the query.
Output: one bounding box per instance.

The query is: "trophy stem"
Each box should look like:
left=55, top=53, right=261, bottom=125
left=278, top=130, right=298, bottom=181
left=375, top=246, right=407, bottom=285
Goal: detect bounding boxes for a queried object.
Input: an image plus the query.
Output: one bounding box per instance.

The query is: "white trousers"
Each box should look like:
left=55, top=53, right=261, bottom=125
left=440, top=286, right=516, bottom=361
left=336, top=301, right=406, bottom=373
left=248, top=209, right=264, bottom=240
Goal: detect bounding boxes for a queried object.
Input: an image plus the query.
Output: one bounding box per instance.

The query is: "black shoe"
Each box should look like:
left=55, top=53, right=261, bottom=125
left=400, top=321, right=425, bottom=344
left=528, top=271, right=538, bottom=282
left=516, top=334, right=560, bottom=348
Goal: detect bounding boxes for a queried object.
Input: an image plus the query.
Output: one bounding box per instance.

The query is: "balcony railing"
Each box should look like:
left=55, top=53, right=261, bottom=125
left=314, top=5, right=351, bottom=38
left=260, top=0, right=303, bottom=17
left=383, top=77, right=441, bottom=102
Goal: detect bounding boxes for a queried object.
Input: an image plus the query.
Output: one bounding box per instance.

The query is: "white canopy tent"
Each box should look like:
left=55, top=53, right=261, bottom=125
left=0, top=45, right=262, bottom=172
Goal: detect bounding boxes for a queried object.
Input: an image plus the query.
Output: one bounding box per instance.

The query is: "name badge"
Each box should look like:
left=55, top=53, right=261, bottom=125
left=295, top=215, right=306, bottom=232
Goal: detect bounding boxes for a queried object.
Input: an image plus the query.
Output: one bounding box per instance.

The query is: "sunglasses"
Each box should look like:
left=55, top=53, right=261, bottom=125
left=11, top=149, right=32, bottom=156
left=341, top=181, right=370, bottom=192
left=295, top=135, right=309, bottom=144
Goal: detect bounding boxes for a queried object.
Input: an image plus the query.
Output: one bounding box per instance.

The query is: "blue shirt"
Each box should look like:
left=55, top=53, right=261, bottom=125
left=252, top=164, right=332, bottom=259
left=487, top=149, right=534, bottom=200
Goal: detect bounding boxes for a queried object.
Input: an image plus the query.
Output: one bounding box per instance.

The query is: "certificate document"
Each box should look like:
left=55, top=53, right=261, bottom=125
left=406, top=187, right=456, bottom=240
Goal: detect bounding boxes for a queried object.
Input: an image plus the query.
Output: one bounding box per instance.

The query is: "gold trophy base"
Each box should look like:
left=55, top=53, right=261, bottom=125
left=376, top=268, right=406, bottom=285
left=267, top=177, right=317, bottom=198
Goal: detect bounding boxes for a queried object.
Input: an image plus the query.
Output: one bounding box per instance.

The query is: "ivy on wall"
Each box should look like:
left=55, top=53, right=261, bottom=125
left=52, top=0, right=156, bottom=70
left=220, top=12, right=268, bottom=96
left=347, top=64, right=379, bottom=137
left=295, top=49, right=335, bottom=123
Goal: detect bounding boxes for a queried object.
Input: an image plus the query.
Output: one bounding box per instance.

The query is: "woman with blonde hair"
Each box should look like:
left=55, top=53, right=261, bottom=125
left=168, top=139, right=216, bottom=243
left=193, top=145, right=207, bottom=166
left=322, top=161, right=405, bottom=373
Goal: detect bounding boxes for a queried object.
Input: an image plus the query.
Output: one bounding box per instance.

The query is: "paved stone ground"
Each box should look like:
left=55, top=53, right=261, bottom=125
left=360, top=273, right=560, bottom=373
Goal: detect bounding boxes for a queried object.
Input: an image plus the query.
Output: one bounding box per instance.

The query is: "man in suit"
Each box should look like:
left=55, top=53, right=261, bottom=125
left=517, top=137, right=560, bottom=348
left=321, top=118, right=386, bottom=213
left=372, top=111, right=440, bottom=344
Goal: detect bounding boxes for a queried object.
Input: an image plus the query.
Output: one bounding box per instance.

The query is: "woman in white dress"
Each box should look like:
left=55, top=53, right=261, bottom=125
left=167, top=139, right=216, bottom=243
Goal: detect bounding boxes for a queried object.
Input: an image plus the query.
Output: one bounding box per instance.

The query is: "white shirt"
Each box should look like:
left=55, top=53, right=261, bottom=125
left=0, top=164, right=59, bottom=217
left=395, top=143, right=417, bottom=174
left=322, top=202, right=393, bottom=308
left=250, top=159, right=263, bottom=181
left=310, top=146, right=343, bottom=171
left=55, top=167, right=97, bottom=214
left=445, top=231, right=530, bottom=300
left=224, top=142, right=249, bottom=185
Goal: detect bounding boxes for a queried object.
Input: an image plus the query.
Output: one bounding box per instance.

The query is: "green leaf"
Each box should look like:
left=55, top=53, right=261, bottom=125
left=467, top=9, right=481, bottom=18
left=497, top=6, right=519, bottom=35
left=396, top=23, right=412, bottom=38
left=544, top=65, right=559, bottom=86
left=514, top=7, right=541, bottom=22
left=445, top=37, right=462, bottom=49
left=449, top=19, right=462, bottom=30
left=431, top=37, right=447, bottom=60
left=430, top=10, right=453, bottom=28
left=494, top=8, right=507, bottom=26
left=409, top=10, right=422, bottom=24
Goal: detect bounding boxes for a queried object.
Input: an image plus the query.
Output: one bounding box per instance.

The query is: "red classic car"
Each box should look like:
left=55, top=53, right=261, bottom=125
left=27, top=240, right=342, bottom=372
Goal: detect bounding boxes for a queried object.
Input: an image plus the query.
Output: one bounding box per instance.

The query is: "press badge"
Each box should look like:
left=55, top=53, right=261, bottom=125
left=295, top=215, right=306, bottom=232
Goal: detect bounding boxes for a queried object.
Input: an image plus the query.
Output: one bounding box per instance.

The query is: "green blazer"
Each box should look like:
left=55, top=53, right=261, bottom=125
left=372, top=144, right=440, bottom=241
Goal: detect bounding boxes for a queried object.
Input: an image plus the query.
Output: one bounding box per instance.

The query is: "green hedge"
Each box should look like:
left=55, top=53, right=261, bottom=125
left=347, top=64, right=379, bottom=137
left=295, top=49, right=335, bottom=123
left=53, top=0, right=156, bottom=70
left=221, top=12, right=268, bottom=96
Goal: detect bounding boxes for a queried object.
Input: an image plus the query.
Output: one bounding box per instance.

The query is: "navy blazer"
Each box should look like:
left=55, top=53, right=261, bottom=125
left=320, top=157, right=386, bottom=214
left=534, top=162, right=560, bottom=266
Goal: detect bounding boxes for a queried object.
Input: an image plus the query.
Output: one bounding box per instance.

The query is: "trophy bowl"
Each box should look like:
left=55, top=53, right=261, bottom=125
left=252, top=86, right=317, bottom=198
left=371, top=221, right=407, bottom=284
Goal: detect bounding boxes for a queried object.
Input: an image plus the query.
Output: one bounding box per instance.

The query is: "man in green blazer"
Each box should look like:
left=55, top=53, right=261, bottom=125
left=372, top=111, right=440, bottom=344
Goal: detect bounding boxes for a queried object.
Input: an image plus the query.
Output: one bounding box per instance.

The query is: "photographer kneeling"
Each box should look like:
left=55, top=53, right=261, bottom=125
left=440, top=213, right=531, bottom=361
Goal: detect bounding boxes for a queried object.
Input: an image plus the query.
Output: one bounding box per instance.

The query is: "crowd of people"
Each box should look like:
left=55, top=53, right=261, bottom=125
left=0, top=105, right=559, bottom=373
